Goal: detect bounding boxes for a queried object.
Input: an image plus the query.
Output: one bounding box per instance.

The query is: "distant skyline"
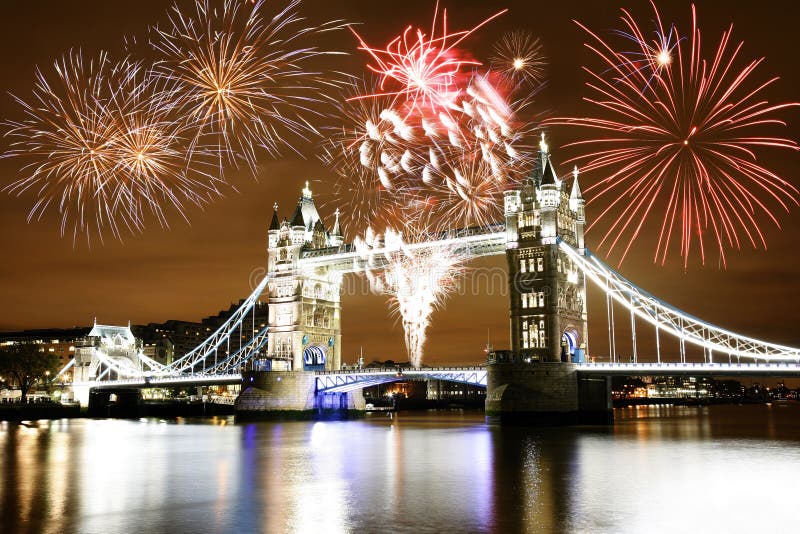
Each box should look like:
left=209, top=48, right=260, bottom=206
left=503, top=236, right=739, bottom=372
left=1, top=0, right=799, bottom=365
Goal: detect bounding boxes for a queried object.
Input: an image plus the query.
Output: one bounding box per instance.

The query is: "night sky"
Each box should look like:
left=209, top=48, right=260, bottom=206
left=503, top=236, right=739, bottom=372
left=1, top=0, right=799, bottom=365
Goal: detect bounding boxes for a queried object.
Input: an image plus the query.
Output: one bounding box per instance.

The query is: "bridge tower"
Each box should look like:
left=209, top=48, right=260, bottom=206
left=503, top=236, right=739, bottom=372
left=265, top=183, right=344, bottom=372
left=488, top=134, right=609, bottom=424
left=504, top=134, right=588, bottom=363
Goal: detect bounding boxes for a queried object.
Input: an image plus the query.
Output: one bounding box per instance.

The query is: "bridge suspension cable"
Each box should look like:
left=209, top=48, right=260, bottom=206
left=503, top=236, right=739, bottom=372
left=167, top=274, right=271, bottom=374
left=204, top=326, right=269, bottom=375
left=559, top=240, right=800, bottom=363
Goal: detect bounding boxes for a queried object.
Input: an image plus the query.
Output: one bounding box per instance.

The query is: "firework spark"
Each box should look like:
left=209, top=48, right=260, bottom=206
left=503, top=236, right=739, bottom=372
left=355, top=227, right=465, bottom=367
left=491, top=30, right=547, bottom=86
left=349, top=4, right=507, bottom=114
left=151, top=0, right=347, bottom=170
left=2, top=51, right=217, bottom=243
left=547, top=1, right=799, bottom=267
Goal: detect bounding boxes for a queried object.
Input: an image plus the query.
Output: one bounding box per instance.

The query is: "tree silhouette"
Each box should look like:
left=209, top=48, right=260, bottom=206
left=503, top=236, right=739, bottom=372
left=0, top=344, right=60, bottom=400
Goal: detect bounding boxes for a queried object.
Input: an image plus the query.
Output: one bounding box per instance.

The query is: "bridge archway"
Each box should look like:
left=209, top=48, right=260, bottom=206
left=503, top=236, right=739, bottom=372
left=303, top=345, right=327, bottom=370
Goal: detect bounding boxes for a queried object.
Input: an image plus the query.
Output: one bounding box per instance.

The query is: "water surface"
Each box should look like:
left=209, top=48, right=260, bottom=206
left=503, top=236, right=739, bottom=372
left=1, top=405, right=799, bottom=533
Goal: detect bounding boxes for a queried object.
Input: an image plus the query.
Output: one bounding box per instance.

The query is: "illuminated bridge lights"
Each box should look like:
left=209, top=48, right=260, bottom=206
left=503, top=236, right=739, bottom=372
left=61, top=222, right=800, bottom=389
left=315, top=367, right=488, bottom=393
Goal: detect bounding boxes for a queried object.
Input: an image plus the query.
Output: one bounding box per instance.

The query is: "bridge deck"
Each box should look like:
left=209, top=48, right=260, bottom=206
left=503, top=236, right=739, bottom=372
left=77, top=362, right=800, bottom=391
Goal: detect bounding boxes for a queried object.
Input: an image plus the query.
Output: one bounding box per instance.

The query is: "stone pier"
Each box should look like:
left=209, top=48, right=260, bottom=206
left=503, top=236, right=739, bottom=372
left=486, top=362, right=612, bottom=425
left=235, top=371, right=365, bottom=420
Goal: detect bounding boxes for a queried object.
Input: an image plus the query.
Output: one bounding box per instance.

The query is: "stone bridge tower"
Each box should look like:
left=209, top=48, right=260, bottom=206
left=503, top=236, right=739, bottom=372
left=266, top=182, right=344, bottom=372
left=504, top=134, right=589, bottom=363
left=487, top=134, right=610, bottom=425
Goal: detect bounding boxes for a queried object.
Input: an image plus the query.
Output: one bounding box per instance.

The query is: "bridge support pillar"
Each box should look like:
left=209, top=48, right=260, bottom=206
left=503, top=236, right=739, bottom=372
left=486, top=362, right=612, bottom=425
left=87, top=388, right=142, bottom=418
left=235, top=371, right=365, bottom=420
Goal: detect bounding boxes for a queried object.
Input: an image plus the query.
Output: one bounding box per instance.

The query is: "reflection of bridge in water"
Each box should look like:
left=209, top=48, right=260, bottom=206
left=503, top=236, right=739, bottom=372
left=59, top=142, right=800, bottom=422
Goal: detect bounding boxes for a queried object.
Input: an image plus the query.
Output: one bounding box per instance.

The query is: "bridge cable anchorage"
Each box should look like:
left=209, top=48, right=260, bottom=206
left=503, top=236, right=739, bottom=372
left=557, top=239, right=800, bottom=363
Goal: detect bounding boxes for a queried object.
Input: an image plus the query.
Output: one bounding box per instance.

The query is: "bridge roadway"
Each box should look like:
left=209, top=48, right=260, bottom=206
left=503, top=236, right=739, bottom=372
left=78, top=362, right=800, bottom=392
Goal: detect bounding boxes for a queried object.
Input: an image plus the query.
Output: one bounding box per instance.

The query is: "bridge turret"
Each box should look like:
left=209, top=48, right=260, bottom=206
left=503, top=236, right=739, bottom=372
left=329, top=208, right=344, bottom=247
left=268, top=202, right=280, bottom=249
left=538, top=135, right=560, bottom=240
left=569, top=166, right=586, bottom=251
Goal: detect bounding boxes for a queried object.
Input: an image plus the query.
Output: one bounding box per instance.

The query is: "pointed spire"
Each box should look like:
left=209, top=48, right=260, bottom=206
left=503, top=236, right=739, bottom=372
left=290, top=203, right=304, bottom=227
left=302, top=180, right=312, bottom=199
left=570, top=165, right=583, bottom=200
left=331, top=208, right=342, bottom=236
left=269, top=202, right=280, bottom=231
left=539, top=132, right=549, bottom=155
left=541, top=158, right=558, bottom=186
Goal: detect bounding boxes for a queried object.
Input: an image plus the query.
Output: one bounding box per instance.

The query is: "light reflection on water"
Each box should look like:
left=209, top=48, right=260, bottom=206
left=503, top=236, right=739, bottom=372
left=1, top=406, right=799, bottom=533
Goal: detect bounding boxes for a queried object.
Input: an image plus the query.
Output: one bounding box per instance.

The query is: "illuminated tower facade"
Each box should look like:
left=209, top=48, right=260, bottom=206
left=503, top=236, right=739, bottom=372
left=504, top=135, right=588, bottom=362
left=266, top=183, right=344, bottom=371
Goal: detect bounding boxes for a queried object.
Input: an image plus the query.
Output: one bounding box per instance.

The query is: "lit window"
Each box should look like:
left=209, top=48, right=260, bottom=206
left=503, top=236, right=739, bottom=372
left=557, top=258, right=562, bottom=272
left=521, top=294, right=527, bottom=308
left=538, top=293, right=545, bottom=307
left=537, top=257, right=544, bottom=271
left=520, top=259, right=527, bottom=273
left=528, top=258, right=535, bottom=272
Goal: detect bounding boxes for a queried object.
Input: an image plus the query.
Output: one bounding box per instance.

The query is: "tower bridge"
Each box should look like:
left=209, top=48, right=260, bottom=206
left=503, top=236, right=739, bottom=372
left=61, top=138, right=800, bottom=422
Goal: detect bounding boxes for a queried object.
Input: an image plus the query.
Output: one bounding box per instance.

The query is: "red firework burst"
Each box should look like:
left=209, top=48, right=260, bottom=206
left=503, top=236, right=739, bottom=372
left=349, top=3, right=507, bottom=114
left=547, top=1, right=799, bottom=268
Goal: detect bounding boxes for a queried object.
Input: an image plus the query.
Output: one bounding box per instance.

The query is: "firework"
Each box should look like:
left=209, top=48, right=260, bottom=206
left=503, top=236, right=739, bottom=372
left=323, top=75, right=534, bottom=234
left=349, top=4, right=507, bottom=114
left=491, top=30, right=547, bottom=86
left=2, top=51, right=217, bottom=243
left=547, top=2, right=799, bottom=267
left=355, top=227, right=465, bottom=367
left=151, top=0, right=347, bottom=170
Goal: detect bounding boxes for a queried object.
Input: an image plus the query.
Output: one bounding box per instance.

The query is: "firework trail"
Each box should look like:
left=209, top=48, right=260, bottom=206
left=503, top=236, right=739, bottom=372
left=355, top=227, right=465, bottom=367
left=151, top=0, right=348, bottom=171
left=491, top=30, right=547, bottom=87
left=547, top=1, right=799, bottom=268
left=2, top=51, right=218, bottom=243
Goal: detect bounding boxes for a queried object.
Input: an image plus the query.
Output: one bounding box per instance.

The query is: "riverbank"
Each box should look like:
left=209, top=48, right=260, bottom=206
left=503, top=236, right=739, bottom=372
left=613, top=397, right=793, bottom=407
left=0, top=402, right=82, bottom=421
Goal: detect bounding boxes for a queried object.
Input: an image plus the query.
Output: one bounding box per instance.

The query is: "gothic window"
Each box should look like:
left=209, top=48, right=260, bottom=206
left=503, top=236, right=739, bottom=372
left=528, top=258, right=535, bottom=272
left=279, top=249, right=287, bottom=261
left=522, top=319, right=528, bottom=330
left=522, top=331, right=529, bottom=349
left=539, top=330, right=545, bottom=346
left=539, top=320, right=545, bottom=331
left=537, top=257, right=544, bottom=271
left=521, top=294, right=528, bottom=308
left=538, top=292, right=545, bottom=307
left=520, top=259, right=527, bottom=273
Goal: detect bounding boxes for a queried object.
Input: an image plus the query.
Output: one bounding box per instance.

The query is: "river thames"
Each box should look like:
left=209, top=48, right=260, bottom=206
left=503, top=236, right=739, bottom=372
left=1, top=405, right=798, bottom=533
